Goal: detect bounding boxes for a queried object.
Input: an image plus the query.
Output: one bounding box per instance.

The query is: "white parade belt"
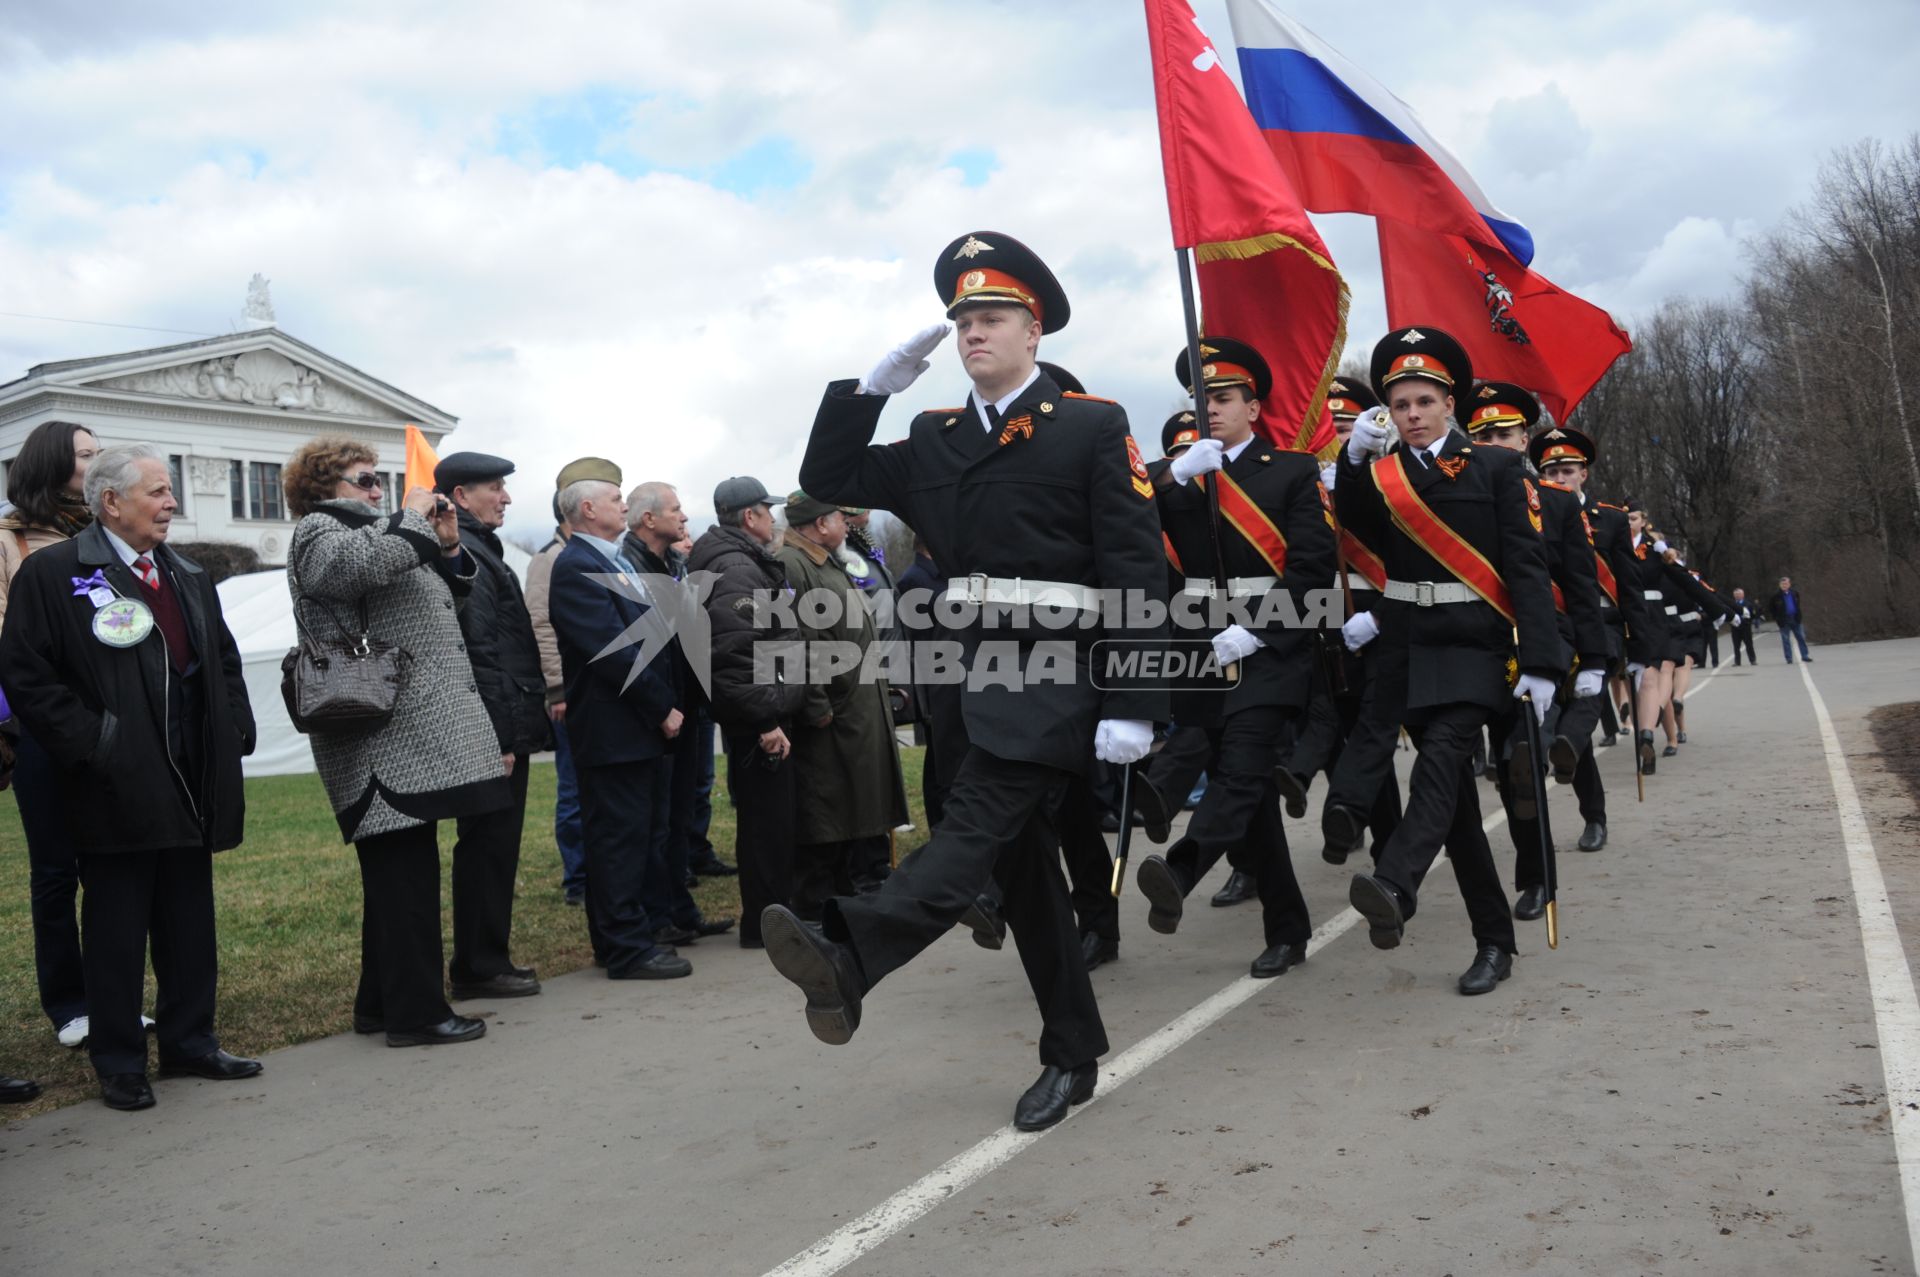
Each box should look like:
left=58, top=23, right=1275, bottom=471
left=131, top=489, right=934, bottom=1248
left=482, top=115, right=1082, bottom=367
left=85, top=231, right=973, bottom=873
left=1679, top=610, right=1701, bottom=622
left=1180, top=575, right=1280, bottom=599
left=1642, top=589, right=1664, bottom=600
left=1664, top=604, right=1679, bottom=615
left=1384, top=579, right=1479, bottom=606
left=1348, top=577, right=1378, bottom=593
left=944, top=574, right=1103, bottom=612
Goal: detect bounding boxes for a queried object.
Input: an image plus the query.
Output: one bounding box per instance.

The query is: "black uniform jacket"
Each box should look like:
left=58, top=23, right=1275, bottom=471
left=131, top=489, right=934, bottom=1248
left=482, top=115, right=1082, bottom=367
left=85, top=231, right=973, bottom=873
left=800, top=371, right=1170, bottom=774
left=1333, top=432, right=1562, bottom=715
left=1533, top=477, right=1610, bottom=675
left=1616, top=531, right=1674, bottom=663
left=0, top=524, right=255, bottom=853
left=1585, top=500, right=1657, bottom=666
left=1152, top=443, right=1335, bottom=718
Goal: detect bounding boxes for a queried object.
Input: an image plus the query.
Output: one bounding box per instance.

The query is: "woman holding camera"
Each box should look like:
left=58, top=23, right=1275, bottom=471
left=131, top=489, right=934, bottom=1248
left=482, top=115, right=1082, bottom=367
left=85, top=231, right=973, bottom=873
left=283, top=437, right=511, bottom=1047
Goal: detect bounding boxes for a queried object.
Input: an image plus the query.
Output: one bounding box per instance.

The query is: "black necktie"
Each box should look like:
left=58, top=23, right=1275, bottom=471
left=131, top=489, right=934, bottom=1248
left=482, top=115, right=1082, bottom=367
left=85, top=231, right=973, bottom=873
left=983, top=402, right=1003, bottom=435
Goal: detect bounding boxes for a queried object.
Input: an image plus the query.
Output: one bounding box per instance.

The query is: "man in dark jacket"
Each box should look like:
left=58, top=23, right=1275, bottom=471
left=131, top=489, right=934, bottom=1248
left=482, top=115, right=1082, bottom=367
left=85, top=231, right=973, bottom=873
left=438, top=452, right=549, bottom=1000
left=0, top=444, right=259, bottom=1110
left=1768, top=576, right=1812, bottom=663
left=623, top=480, right=734, bottom=944
left=1727, top=587, right=1760, bottom=665
left=688, top=476, right=806, bottom=947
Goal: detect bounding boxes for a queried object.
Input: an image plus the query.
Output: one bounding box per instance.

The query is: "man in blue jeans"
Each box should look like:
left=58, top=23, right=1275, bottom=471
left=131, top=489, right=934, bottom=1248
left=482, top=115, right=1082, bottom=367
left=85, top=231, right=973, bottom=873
left=1767, top=575, right=1813, bottom=663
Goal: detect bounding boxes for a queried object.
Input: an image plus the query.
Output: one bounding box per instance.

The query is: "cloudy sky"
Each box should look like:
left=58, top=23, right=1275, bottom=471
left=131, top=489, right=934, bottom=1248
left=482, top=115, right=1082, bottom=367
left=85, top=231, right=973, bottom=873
left=3, top=0, right=1914, bottom=539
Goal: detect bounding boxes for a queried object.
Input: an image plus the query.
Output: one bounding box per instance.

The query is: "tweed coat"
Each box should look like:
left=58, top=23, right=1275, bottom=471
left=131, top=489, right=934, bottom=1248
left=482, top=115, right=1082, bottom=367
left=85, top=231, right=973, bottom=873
left=287, top=499, right=512, bottom=842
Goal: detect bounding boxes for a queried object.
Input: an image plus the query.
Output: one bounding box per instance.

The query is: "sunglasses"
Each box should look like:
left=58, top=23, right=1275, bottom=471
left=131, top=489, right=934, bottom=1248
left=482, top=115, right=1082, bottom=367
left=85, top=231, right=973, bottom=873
left=342, top=472, right=384, bottom=490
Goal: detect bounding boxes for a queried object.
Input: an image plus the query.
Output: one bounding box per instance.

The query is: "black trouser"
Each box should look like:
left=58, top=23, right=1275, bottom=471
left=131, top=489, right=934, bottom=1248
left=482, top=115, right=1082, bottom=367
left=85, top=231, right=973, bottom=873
left=1494, top=705, right=1555, bottom=892
left=1730, top=625, right=1757, bottom=665
left=1373, top=704, right=1516, bottom=954
left=355, top=824, right=454, bottom=1033
left=449, top=752, right=529, bottom=983
left=78, top=845, right=220, bottom=1076
left=1285, top=657, right=1342, bottom=781
left=793, top=834, right=891, bottom=920
left=14, top=726, right=88, bottom=1028
left=725, top=728, right=795, bottom=947
left=1145, top=722, right=1213, bottom=812
left=825, top=747, right=1106, bottom=1069
left=578, top=757, right=669, bottom=972
left=1164, top=705, right=1312, bottom=949
left=645, top=727, right=704, bottom=929
left=1572, top=744, right=1606, bottom=825
left=1323, top=642, right=1407, bottom=854
left=1704, top=626, right=1720, bottom=667
left=1058, top=777, right=1118, bottom=941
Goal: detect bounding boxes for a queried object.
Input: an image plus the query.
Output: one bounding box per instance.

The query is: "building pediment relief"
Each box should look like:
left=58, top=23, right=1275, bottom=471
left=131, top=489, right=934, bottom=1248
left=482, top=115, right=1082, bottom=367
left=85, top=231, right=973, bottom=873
left=88, top=348, right=390, bottom=418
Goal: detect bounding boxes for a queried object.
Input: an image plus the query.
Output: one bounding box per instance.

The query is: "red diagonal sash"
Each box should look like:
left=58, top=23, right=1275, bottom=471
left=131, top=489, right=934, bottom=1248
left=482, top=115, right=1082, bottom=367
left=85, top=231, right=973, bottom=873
left=1339, top=528, right=1386, bottom=591
left=1593, top=552, right=1618, bottom=606
left=1214, top=471, right=1288, bottom=576
left=1372, top=454, right=1515, bottom=623
left=1162, top=531, right=1184, bottom=574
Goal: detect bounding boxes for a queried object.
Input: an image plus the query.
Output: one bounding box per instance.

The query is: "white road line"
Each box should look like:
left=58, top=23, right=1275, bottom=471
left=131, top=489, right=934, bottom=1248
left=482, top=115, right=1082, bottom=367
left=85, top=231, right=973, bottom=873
left=765, top=667, right=1716, bottom=1277
left=1800, top=661, right=1920, bottom=1275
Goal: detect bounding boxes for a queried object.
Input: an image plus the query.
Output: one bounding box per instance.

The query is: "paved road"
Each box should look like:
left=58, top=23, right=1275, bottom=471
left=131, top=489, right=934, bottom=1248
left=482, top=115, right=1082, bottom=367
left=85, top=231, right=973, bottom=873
left=4, top=639, right=1918, bottom=1276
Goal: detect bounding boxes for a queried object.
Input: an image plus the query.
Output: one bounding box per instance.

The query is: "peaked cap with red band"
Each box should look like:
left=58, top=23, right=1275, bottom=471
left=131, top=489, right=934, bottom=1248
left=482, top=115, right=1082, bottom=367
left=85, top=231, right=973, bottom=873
left=1462, top=379, right=1541, bottom=434
left=1325, top=377, right=1379, bottom=421
left=1162, top=410, right=1201, bottom=456
left=1369, top=325, right=1472, bottom=402
left=935, top=231, right=1070, bottom=334
left=1174, top=334, right=1273, bottom=402
left=1528, top=423, right=1598, bottom=470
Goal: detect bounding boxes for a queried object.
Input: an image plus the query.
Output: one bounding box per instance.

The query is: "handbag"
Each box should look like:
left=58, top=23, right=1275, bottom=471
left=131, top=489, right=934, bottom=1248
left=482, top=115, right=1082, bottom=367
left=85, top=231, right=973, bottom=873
left=280, top=543, right=410, bottom=735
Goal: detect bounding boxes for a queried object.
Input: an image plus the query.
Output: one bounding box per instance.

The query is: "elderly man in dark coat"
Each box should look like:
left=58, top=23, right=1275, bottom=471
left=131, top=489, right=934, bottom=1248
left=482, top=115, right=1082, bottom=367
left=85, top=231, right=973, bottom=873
left=437, top=451, right=551, bottom=1000
left=776, top=491, right=909, bottom=917
left=0, top=444, right=259, bottom=1111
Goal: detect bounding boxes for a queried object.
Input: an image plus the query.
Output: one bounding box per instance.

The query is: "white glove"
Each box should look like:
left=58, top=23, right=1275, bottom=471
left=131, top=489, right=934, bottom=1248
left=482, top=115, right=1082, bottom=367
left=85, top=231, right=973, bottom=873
left=1731, top=613, right=1743, bottom=627
left=1574, top=669, right=1605, bottom=698
left=1094, top=718, right=1155, bottom=765
left=1346, top=406, right=1391, bottom=463
left=858, top=322, right=952, bottom=396
left=1210, top=623, right=1263, bottom=665
left=1169, top=436, right=1225, bottom=485
left=1513, top=672, right=1556, bottom=723
left=1652, top=539, right=1669, bottom=555
left=1319, top=461, right=1338, bottom=490
left=1341, top=611, right=1379, bottom=652
left=1626, top=661, right=1646, bottom=688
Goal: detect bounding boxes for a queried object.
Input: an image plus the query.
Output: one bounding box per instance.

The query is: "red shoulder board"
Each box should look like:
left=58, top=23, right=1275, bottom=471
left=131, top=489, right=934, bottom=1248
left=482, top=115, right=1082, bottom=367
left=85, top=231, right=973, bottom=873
left=1062, top=391, right=1118, bottom=405
left=922, top=407, right=964, bottom=414
left=1596, top=501, right=1627, bottom=511
left=1539, top=479, right=1573, bottom=493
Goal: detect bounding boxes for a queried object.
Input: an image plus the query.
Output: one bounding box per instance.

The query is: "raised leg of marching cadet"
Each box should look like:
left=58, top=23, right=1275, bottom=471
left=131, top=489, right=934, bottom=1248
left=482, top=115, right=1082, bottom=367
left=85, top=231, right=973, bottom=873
left=1351, top=705, right=1515, bottom=994
left=1056, top=777, right=1120, bottom=969
left=1146, top=722, right=1212, bottom=814
left=1138, top=705, right=1311, bottom=977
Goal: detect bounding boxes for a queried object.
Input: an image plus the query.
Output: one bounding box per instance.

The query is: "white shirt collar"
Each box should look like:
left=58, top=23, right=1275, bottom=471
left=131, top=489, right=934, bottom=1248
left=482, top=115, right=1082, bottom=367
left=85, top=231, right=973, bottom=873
left=1223, top=435, right=1256, bottom=464
left=972, top=365, right=1043, bottom=432
left=99, top=525, right=147, bottom=568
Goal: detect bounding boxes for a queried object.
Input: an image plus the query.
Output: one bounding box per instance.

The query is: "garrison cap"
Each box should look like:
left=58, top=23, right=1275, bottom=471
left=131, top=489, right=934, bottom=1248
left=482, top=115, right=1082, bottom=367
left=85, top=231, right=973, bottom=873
left=934, top=231, right=1070, bottom=334
left=1369, top=326, right=1471, bottom=401
left=433, top=451, right=514, bottom=494
left=1175, top=335, right=1272, bottom=402
left=555, top=457, right=622, bottom=491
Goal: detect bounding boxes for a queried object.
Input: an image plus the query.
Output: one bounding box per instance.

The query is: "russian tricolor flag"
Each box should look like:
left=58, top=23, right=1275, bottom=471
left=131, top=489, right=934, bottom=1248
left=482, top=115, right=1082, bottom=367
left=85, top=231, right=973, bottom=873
left=1225, top=0, right=1536, bottom=266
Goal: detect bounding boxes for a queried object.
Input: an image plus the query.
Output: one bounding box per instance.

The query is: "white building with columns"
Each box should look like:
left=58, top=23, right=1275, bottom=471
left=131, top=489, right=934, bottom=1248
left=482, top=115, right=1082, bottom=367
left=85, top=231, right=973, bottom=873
left=0, top=325, right=455, bottom=566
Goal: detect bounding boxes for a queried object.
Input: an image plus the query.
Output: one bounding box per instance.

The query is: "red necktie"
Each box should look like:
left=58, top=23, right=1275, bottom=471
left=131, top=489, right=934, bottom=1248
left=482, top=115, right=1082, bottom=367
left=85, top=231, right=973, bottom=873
left=134, top=555, right=158, bottom=590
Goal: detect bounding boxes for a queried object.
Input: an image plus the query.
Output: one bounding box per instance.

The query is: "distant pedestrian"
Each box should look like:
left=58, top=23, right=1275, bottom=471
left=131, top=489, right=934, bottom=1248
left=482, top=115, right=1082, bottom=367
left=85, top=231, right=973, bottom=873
left=1726, top=587, right=1759, bottom=666
left=1767, top=576, right=1812, bottom=663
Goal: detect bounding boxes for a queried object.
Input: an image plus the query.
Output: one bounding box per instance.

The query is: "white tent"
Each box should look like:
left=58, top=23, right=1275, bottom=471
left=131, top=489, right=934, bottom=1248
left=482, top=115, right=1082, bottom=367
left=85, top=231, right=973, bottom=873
left=216, top=540, right=533, bottom=778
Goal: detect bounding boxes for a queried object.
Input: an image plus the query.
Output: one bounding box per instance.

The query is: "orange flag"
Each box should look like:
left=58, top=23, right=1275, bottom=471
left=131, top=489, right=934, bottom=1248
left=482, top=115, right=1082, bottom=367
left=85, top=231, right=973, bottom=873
left=403, top=424, right=439, bottom=493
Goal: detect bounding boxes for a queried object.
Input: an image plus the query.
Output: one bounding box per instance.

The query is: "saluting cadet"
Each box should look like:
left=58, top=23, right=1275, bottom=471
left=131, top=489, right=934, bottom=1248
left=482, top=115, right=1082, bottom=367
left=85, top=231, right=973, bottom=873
left=1133, top=337, right=1335, bottom=979
left=1300, top=380, right=1405, bottom=867
left=1528, top=425, right=1653, bottom=852
left=1459, top=383, right=1608, bottom=923
left=765, top=231, right=1170, bottom=1131
left=1335, top=328, right=1564, bottom=996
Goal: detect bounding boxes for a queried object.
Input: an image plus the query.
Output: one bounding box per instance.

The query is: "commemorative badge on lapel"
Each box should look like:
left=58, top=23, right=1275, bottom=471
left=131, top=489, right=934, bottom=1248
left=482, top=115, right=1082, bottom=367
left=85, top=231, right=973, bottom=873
left=92, top=597, right=154, bottom=648
left=71, top=569, right=115, bottom=608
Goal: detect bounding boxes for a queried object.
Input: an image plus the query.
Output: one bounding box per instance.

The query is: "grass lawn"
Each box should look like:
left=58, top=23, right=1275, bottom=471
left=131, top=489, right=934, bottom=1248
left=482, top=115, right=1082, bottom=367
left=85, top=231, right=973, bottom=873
left=1, top=745, right=927, bottom=1115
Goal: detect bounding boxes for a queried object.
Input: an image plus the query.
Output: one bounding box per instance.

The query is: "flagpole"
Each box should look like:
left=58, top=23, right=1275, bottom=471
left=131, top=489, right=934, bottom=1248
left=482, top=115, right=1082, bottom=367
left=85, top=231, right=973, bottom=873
left=1176, top=247, right=1239, bottom=684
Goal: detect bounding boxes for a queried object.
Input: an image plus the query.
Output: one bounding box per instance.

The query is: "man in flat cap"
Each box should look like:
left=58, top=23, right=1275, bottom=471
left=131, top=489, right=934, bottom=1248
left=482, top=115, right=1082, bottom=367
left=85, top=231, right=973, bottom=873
left=765, top=230, right=1170, bottom=1131
left=436, top=452, right=548, bottom=1000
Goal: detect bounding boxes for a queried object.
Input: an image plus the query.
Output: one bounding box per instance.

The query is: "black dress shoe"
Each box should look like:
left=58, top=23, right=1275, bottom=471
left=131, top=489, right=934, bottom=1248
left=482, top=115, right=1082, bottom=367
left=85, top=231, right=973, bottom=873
left=1129, top=767, right=1175, bottom=845
left=1348, top=874, right=1405, bottom=950
left=1598, top=730, right=1617, bottom=748
left=1637, top=729, right=1657, bottom=776
left=1013, top=1062, right=1096, bottom=1131
left=1321, top=803, right=1366, bottom=865
left=1210, top=869, right=1257, bottom=907
left=387, top=1015, right=488, bottom=1047
left=1508, top=738, right=1537, bottom=820
left=1548, top=735, right=1579, bottom=784
left=1274, top=768, right=1309, bottom=820
left=1662, top=743, right=1678, bottom=757
left=450, top=971, right=542, bottom=1000
left=563, top=890, right=585, bottom=908
left=689, top=916, right=736, bottom=938
left=1677, top=731, right=1688, bottom=744
left=1136, top=854, right=1186, bottom=934
left=100, top=1073, right=155, bottom=1111
left=689, top=850, right=739, bottom=877
left=1577, top=820, right=1607, bottom=852
left=762, top=905, right=864, bottom=1045
left=158, top=1048, right=264, bottom=1081
left=959, top=894, right=1006, bottom=950
left=1080, top=931, right=1119, bottom=972
left=1458, top=945, right=1513, bottom=995
left=1250, top=942, right=1303, bottom=978
left=509, top=963, right=537, bottom=981
left=609, top=948, right=693, bottom=980
left=0, top=1076, right=43, bottom=1104
left=1512, top=884, right=1548, bottom=921
left=652, top=923, right=701, bottom=947
left=352, top=1014, right=384, bottom=1035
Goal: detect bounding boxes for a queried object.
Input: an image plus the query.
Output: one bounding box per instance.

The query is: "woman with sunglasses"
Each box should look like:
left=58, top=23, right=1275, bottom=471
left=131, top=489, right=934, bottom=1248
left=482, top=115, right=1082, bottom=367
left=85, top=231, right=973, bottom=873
left=1, top=419, right=107, bottom=1051
left=282, top=437, right=513, bottom=1048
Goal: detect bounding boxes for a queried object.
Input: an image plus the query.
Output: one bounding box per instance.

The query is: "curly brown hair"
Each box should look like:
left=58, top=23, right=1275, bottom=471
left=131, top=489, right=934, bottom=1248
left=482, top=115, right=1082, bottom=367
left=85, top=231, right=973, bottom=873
left=283, top=435, right=379, bottom=517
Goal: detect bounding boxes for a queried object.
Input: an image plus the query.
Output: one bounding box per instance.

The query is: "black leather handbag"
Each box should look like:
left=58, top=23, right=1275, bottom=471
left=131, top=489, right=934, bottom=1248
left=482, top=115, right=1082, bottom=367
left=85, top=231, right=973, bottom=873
left=281, top=547, right=409, bottom=735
